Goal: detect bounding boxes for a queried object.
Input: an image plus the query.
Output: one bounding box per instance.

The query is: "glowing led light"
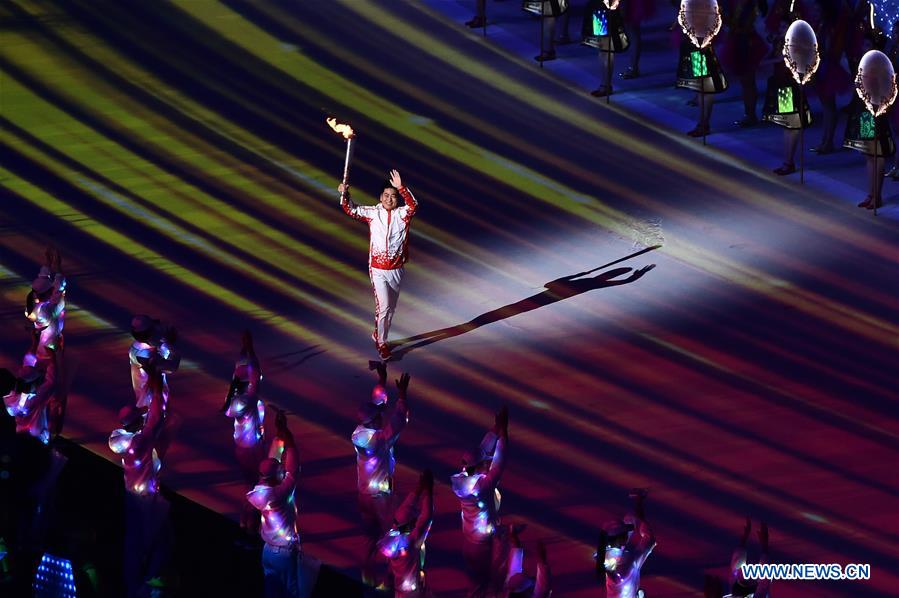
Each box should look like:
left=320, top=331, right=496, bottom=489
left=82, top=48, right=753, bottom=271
left=603, top=0, right=620, bottom=9
left=783, top=20, right=819, bottom=85
left=678, top=0, right=722, bottom=49
left=855, top=50, right=898, bottom=117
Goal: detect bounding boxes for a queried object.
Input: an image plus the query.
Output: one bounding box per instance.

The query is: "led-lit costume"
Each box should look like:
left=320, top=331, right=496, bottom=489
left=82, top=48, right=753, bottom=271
left=3, top=352, right=56, bottom=445
left=582, top=0, right=629, bottom=54
left=762, top=61, right=813, bottom=129
left=726, top=545, right=771, bottom=598
left=503, top=544, right=552, bottom=598
left=844, top=99, right=896, bottom=156
left=451, top=430, right=507, bottom=597
left=129, top=316, right=180, bottom=411
left=352, top=382, right=410, bottom=584
left=223, top=347, right=266, bottom=535
left=377, top=481, right=434, bottom=597
left=109, top=384, right=166, bottom=497
left=110, top=376, right=173, bottom=597
left=340, top=184, right=419, bottom=352
left=26, top=266, right=66, bottom=361
left=247, top=432, right=303, bottom=596
left=676, top=35, right=728, bottom=94
left=598, top=515, right=656, bottom=598
left=224, top=353, right=265, bottom=480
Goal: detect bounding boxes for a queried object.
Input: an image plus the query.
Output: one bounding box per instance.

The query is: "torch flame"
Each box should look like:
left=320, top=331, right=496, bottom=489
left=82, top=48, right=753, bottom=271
left=326, top=117, right=355, bottom=139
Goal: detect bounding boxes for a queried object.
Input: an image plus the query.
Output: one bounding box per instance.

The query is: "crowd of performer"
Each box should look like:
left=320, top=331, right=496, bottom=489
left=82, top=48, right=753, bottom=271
left=470, top=0, right=899, bottom=210
left=0, top=245, right=777, bottom=597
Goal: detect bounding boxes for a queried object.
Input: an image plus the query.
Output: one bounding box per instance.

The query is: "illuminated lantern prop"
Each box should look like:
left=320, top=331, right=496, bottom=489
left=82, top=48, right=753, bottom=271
left=678, top=0, right=721, bottom=49
left=855, top=50, right=898, bottom=215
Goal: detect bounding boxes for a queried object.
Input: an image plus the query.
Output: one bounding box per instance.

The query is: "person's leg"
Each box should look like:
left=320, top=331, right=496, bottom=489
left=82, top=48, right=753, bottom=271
left=816, top=94, right=837, bottom=152
left=370, top=268, right=391, bottom=347
left=358, top=493, right=386, bottom=586
left=624, top=20, right=642, bottom=76
left=382, top=268, right=404, bottom=344
left=869, top=154, right=885, bottom=206
left=536, top=16, right=558, bottom=61
left=466, top=0, right=486, bottom=27
left=688, top=93, right=713, bottom=136
left=775, top=129, right=799, bottom=174
left=736, top=73, right=759, bottom=125
left=557, top=8, right=571, bottom=42
left=592, top=50, right=614, bottom=96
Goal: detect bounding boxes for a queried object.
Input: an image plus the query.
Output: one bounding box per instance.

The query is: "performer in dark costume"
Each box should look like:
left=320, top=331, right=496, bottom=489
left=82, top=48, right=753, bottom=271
left=582, top=0, right=630, bottom=96
left=763, top=60, right=814, bottom=174
left=719, top=0, right=770, bottom=126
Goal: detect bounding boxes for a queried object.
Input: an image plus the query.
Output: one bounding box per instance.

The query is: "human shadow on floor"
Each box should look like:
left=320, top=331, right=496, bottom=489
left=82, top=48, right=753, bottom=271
left=390, top=247, right=659, bottom=360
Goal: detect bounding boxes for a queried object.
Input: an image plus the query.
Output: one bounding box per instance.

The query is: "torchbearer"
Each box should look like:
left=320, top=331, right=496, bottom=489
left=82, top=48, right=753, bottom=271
left=329, top=118, right=419, bottom=360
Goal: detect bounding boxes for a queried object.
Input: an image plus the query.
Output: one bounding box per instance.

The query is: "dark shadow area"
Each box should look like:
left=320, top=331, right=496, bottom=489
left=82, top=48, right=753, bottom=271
left=391, top=247, right=659, bottom=359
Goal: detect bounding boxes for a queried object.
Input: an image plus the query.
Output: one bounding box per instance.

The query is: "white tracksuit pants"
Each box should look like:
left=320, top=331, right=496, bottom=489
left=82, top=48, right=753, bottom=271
left=370, top=266, right=404, bottom=345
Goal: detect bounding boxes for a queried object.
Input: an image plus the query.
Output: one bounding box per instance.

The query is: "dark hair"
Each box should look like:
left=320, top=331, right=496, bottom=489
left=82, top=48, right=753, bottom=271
left=381, top=180, right=399, bottom=194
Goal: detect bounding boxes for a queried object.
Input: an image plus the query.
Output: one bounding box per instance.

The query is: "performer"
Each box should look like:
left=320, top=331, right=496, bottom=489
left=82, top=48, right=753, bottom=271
left=676, top=33, right=729, bottom=136
left=763, top=60, right=813, bottom=174
left=720, top=0, right=769, bottom=126
left=594, top=489, right=656, bottom=598
left=582, top=0, right=630, bottom=97
left=4, top=347, right=56, bottom=445
left=503, top=527, right=552, bottom=598
left=377, top=469, right=434, bottom=597
left=109, top=371, right=173, bottom=596
left=25, top=246, right=66, bottom=361
left=247, top=409, right=310, bottom=597
left=845, top=96, right=895, bottom=208
left=726, top=519, right=772, bottom=598
left=338, top=170, right=419, bottom=360
left=526, top=0, right=571, bottom=62
left=352, top=365, right=411, bottom=586
left=451, top=406, right=509, bottom=597
left=222, top=330, right=266, bottom=539
left=129, top=315, right=180, bottom=411
left=620, top=0, right=660, bottom=79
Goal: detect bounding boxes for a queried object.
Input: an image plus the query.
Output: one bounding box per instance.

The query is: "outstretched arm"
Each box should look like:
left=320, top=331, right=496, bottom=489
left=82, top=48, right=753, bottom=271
left=381, top=372, right=410, bottom=442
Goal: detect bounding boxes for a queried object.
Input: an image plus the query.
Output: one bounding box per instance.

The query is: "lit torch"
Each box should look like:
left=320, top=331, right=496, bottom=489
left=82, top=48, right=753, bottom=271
left=327, top=117, right=356, bottom=198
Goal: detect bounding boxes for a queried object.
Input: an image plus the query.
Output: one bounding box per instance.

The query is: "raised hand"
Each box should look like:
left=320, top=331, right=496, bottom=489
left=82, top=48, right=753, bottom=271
left=494, top=405, right=509, bottom=435
left=740, top=516, right=752, bottom=546
left=275, top=408, right=289, bottom=437
left=241, top=329, right=253, bottom=353
left=375, top=361, right=387, bottom=386
left=537, top=539, right=548, bottom=564
left=396, top=372, right=411, bottom=396
left=51, top=248, right=62, bottom=273
left=419, top=468, right=434, bottom=493
left=338, top=183, right=350, bottom=196
left=388, top=169, right=403, bottom=189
